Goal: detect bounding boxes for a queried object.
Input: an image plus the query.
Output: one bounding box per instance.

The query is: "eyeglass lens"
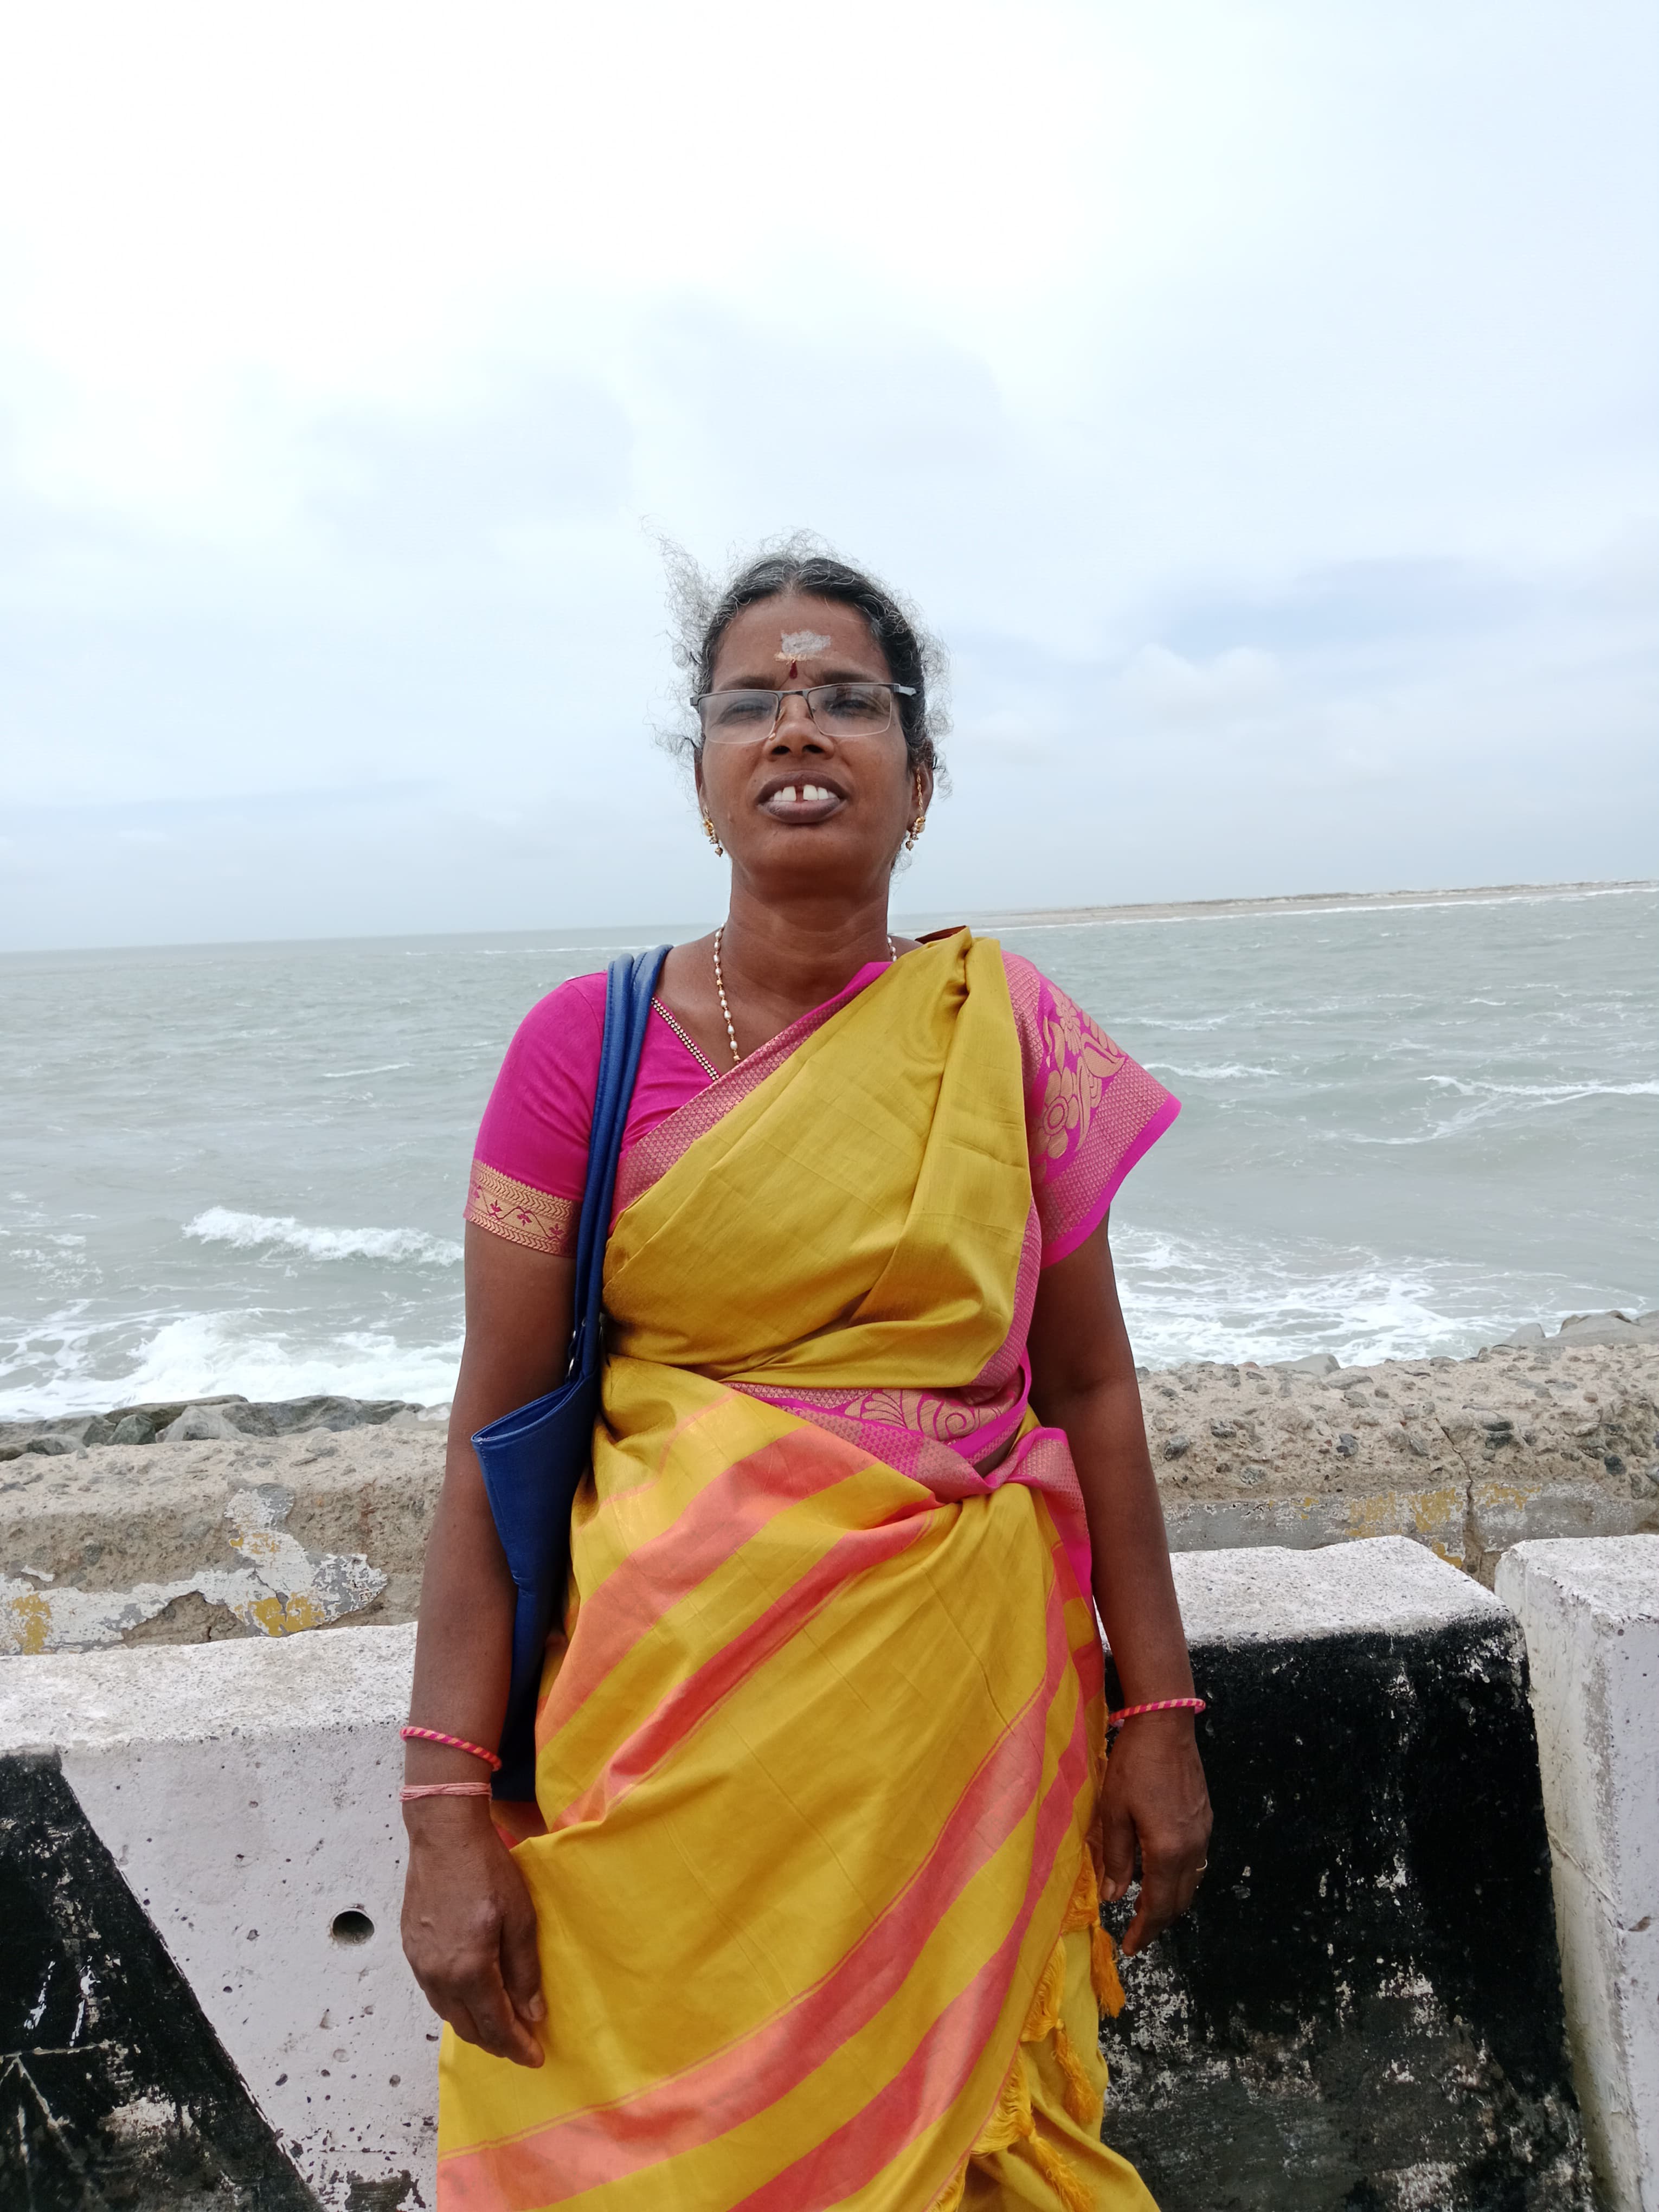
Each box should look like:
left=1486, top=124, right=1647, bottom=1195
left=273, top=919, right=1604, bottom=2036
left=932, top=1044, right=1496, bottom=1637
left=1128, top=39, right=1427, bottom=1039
left=697, top=684, right=898, bottom=743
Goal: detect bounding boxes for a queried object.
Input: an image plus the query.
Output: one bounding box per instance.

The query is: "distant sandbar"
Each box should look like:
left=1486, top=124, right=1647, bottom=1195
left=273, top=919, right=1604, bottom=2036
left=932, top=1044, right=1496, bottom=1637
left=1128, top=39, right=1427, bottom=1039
left=950, top=877, right=1656, bottom=933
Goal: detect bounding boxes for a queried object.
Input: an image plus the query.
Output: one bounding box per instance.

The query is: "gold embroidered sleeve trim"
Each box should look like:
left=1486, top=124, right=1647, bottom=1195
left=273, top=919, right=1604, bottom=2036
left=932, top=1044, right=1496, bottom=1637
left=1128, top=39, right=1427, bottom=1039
left=466, top=1160, right=580, bottom=1257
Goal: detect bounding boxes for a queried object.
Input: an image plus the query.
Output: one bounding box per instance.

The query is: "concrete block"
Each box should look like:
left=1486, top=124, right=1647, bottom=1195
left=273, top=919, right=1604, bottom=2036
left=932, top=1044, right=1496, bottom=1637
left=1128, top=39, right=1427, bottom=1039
left=0, top=1541, right=1604, bottom=2212
left=1469, top=1478, right=1644, bottom=1577
left=1161, top=1483, right=1469, bottom=1568
left=1496, top=1538, right=1659, bottom=2210
left=1101, top=1538, right=1592, bottom=2211
left=0, top=1625, right=430, bottom=2209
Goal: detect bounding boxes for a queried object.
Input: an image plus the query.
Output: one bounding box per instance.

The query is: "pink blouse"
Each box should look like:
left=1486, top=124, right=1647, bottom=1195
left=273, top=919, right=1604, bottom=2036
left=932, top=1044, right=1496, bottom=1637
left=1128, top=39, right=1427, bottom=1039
left=466, top=952, right=1177, bottom=1264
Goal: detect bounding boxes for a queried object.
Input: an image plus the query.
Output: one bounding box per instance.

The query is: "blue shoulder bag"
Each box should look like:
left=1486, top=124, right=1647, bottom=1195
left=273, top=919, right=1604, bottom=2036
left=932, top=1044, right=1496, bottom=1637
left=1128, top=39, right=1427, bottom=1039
left=472, top=943, right=670, bottom=1800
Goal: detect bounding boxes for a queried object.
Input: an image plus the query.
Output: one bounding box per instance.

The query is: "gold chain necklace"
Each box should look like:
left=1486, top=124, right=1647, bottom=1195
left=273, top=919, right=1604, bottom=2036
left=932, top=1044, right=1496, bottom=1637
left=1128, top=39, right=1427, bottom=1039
left=711, top=926, right=898, bottom=1069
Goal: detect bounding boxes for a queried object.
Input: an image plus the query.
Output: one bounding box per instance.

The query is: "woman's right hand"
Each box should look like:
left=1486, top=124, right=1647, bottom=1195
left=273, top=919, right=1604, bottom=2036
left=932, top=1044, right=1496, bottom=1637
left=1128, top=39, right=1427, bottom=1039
left=401, top=1799, right=546, bottom=2067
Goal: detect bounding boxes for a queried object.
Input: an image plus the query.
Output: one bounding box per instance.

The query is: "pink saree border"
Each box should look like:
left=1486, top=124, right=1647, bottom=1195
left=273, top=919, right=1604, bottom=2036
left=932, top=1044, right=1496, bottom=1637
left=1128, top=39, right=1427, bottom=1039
left=1044, top=1088, right=1182, bottom=1265
left=1002, top=950, right=1181, bottom=1268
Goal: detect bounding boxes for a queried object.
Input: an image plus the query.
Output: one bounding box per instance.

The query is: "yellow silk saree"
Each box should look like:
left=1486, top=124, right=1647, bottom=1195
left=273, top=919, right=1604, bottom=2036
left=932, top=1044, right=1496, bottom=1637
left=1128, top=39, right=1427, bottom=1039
left=440, top=931, right=1171, bottom=2211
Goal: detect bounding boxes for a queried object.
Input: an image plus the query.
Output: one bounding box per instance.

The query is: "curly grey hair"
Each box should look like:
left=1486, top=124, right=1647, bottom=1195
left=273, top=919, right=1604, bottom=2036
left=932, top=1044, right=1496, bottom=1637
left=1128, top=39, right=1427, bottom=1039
left=659, top=532, right=949, bottom=781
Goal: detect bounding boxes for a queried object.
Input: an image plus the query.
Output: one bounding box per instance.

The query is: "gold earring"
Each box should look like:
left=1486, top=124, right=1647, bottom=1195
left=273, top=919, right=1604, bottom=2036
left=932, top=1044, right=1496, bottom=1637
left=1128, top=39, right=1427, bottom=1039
left=702, top=812, right=724, bottom=858
left=904, top=792, right=926, bottom=851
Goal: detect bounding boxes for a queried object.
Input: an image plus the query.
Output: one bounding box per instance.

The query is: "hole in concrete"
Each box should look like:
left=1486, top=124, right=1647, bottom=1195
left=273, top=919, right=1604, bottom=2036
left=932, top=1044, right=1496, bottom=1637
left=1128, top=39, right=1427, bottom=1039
left=330, top=1909, right=375, bottom=1945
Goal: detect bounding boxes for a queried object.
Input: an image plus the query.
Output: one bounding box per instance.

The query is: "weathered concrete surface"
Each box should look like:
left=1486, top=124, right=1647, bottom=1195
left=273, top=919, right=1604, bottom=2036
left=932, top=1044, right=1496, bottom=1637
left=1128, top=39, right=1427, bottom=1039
left=1, top=1754, right=317, bottom=2211
left=1497, top=1538, right=1659, bottom=2211
left=3, top=1325, right=1654, bottom=1654
left=0, top=1624, right=430, bottom=2210
left=1150, top=1326, right=1658, bottom=1581
left=1102, top=1538, right=1592, bottom=2211
left=1, top=1419, right=445, bottom=1655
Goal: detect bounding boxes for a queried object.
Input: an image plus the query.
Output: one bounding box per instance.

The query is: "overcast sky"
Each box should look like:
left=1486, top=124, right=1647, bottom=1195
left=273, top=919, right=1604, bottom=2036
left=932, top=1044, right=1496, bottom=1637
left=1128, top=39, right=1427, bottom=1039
left=1, top=1, right=1654, bottom=950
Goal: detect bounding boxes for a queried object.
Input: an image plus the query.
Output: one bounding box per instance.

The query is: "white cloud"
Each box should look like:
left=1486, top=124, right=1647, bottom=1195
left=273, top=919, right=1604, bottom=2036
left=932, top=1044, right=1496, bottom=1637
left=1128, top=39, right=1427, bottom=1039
left=1122, top=646, right=1282, bottom=721
left=0, top=1, right=1655, bottom=946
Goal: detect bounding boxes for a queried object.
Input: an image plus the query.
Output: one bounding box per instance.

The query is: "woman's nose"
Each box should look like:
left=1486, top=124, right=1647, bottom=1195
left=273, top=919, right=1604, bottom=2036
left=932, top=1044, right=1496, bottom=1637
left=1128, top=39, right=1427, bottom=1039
left=769, top=695, right=824, bottom=747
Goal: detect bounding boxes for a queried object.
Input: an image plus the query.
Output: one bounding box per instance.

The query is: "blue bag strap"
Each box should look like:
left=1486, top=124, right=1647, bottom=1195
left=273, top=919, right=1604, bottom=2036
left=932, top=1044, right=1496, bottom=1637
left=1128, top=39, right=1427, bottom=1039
left=569, top=945, right=669, bottom=1377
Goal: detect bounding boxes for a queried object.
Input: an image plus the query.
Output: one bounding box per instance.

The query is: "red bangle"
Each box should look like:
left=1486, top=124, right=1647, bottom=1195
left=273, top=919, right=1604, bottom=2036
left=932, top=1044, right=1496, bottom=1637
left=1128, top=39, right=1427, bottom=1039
left=401, top=1724, right=503, bottom=1772
left=1108, top=1697, right=1206, bottom=1731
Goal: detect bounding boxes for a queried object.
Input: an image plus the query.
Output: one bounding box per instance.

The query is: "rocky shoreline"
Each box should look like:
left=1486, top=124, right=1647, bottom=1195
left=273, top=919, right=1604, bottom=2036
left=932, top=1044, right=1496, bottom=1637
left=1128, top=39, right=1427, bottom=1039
left=0, top=1390, right=432, bottom=1455
left=2, top=1314, right=1654, bottom=1655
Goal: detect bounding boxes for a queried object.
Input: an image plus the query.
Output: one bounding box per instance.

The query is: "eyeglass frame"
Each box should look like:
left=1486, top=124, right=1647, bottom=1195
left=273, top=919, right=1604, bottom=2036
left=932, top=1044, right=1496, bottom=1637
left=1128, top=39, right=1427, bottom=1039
left=691, top=681, right=917, bottom=745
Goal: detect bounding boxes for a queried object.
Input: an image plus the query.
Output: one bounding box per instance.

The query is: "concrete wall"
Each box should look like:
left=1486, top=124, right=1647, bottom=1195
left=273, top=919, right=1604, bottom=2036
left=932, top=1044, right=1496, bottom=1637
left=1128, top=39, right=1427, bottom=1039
left=1151, top=1329, right=1658, bottom=1581
left=1, top=1538, right=1600, bottom=2212
left=1497, top=1538, right=1659, bottom=2212
left=1102, top=1539, right=1592, bottom=2211
left=0, top=1625, right=432, bottom=2210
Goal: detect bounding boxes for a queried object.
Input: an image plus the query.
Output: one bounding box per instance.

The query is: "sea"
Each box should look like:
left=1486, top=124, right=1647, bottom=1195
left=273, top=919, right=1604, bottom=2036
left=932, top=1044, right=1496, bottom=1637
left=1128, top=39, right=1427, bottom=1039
left=3, top=884, right=1655, bottom=1418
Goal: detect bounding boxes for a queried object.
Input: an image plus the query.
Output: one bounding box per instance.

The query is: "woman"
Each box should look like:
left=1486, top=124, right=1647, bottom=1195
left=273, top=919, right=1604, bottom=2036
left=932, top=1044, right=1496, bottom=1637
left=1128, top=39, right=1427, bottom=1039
left=401, top=549, right=1212, bottom=2211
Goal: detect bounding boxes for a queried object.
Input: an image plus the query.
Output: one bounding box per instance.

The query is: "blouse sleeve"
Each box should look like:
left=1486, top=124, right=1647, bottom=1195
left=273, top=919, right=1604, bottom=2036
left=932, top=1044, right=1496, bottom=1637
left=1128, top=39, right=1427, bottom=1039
left=464, top=973, right=606, bottom=1257
left=1002, top=952, right=1180, bottom=1265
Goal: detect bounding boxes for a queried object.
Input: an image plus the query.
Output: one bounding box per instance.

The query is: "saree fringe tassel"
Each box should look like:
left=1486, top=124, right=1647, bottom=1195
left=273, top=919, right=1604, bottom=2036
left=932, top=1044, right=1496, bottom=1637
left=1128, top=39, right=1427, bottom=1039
left=1053, top=2016, right=1103, bottom=2128
left=1064, top=1851, right=1128, bottom=2020
left=1091, top=1924, right=1127, bottom=2018
left=971, top=2047, right=1096, bottom=2212
left=930, top=1849, right=1112, bottom=2211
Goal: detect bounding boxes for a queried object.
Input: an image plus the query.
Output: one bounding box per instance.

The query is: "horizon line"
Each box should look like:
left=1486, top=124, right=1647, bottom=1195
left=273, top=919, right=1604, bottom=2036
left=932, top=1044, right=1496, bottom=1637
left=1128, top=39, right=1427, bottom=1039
left=2, top=875, right=1654, bottom=962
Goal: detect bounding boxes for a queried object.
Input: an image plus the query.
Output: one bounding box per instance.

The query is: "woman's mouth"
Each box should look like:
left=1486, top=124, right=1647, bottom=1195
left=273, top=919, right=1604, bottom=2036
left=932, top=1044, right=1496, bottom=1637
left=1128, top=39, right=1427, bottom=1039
left=759, top=782, right=845, bottom=825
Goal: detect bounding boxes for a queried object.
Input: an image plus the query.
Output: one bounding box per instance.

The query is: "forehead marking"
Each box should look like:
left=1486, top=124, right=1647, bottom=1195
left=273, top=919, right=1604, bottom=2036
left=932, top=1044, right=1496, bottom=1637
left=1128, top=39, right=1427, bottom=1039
left=776, top=629, right=833, bottom=660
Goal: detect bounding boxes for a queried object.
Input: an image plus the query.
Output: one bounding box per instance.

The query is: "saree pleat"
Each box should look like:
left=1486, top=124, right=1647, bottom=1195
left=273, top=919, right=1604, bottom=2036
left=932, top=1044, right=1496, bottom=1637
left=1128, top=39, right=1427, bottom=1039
left=438, top=934, right=1153, bottom=2211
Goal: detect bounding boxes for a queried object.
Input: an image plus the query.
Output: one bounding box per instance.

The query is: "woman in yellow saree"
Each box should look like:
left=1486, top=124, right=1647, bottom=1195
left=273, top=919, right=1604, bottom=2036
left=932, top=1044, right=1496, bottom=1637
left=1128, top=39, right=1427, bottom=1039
left=401, top=551, right=1212, bottom=2211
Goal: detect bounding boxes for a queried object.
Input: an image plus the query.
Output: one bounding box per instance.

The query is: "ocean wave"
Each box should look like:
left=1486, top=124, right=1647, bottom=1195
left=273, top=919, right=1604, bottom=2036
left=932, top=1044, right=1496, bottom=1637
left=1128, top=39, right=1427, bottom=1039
left=1107, top=1221, right=1586, bottom=1368
left=0, top=1308, right=463, bottom=1422
left=321, top=1062, right=413, bottom=1081
left=1144, top=1062, right=1282, bottom=1081
left=1112, top=1012, right=1239, bottom=1033
left=1332, top=1076, right=1659, bottom=1148
left=1422, top=1077, right=1659, bottom=1101
left=184, top=1207, right=462, bottom=1266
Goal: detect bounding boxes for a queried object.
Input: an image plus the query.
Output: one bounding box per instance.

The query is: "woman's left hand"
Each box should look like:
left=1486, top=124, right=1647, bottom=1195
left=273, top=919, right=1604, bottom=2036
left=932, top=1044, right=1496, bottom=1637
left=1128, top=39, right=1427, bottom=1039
left=1098, top=1712, right=1213, bottom=1957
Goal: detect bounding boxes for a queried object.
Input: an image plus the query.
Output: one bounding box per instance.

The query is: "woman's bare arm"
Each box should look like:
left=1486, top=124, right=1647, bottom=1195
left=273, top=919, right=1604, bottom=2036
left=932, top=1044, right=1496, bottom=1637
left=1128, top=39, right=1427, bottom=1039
left=399, top=1224, right=575, bottom=2067
left=1028, top=1213, right=1212, bottom=1956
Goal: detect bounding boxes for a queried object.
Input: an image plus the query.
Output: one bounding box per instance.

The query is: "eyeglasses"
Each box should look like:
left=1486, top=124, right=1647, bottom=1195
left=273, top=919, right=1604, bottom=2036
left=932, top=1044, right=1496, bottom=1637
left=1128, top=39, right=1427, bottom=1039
left=693, top=681, right=916, bottom=745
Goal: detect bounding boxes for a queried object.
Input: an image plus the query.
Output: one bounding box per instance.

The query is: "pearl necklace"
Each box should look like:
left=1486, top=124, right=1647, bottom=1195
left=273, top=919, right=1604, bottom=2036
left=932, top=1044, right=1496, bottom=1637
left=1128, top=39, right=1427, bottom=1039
left=711, top=926, right=899, bottom=1069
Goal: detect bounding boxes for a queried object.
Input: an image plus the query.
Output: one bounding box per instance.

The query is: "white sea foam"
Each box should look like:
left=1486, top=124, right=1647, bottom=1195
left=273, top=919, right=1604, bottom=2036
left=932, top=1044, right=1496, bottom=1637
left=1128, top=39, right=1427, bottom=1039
left=184, top=1207, right=461, bottom=1266
left=1144, top=1062, right=1282, bottom=1081
left=1422, top=1077, right=1659, bottom=1101
left=1341, top=1075, right=1659, bottom=1146
left=0, top=1308, right=463, bottom=1421
left=1110, top=1223, right=1558, bottom=1369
